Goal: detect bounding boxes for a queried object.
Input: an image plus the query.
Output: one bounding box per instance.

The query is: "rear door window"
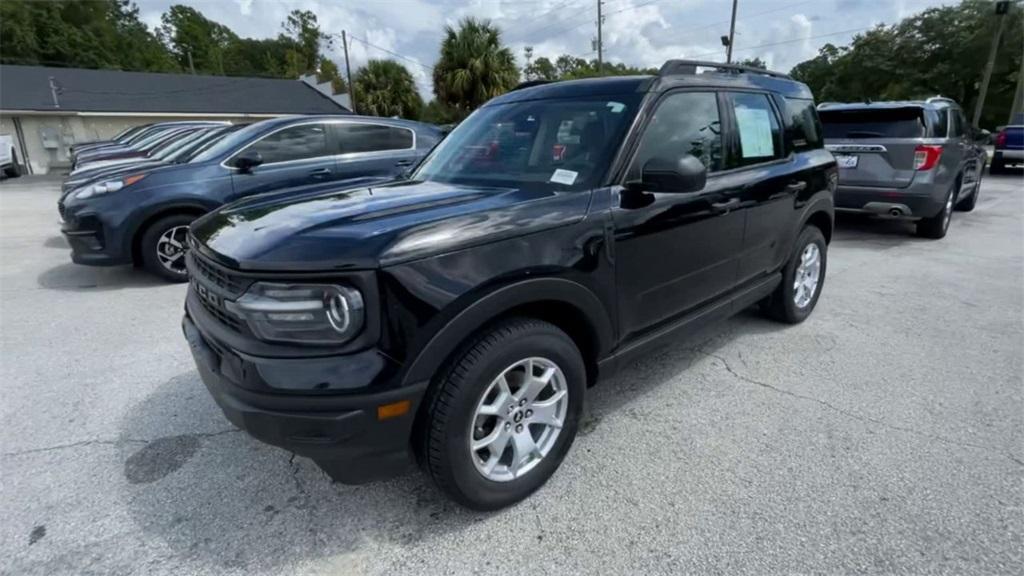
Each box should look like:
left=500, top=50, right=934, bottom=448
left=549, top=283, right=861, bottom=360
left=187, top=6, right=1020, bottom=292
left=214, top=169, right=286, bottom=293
left=725, top=92, right=784, bottom=167
left=333, top=123, right=414, bottom=154
left=820, top=108, right=927, bottom=139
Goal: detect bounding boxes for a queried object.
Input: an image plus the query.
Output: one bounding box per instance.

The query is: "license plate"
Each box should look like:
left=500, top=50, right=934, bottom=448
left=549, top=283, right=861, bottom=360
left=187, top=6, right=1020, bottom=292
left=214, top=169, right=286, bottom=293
left=836, top=155, right=859, bottom=168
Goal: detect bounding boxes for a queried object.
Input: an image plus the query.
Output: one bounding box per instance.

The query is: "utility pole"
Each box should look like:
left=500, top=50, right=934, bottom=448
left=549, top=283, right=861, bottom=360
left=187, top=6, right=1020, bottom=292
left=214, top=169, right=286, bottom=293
left=726, top=0, right=739, bottom=63
left=1010, top=50, right=1024, bottom=124
left=596, top=0, right=603, bottom=72
left=187, top=50, right=196, bottom=75
left=972, top=0, right=1010, bottom=128
left=342, top=30, right=357, bottom=114
left=48, top=77, right=60, bottom=109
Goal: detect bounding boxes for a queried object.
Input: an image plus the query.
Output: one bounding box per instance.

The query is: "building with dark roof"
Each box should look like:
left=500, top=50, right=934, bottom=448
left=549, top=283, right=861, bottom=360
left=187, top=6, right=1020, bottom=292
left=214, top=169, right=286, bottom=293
left=0, top=65, right=350, bottom=174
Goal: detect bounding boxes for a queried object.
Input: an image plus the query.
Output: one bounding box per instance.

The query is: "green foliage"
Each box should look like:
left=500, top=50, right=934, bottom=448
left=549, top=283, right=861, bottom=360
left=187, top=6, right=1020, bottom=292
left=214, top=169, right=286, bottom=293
left=737, top=57, right=767, bottom=70
left=0, top=0, right=347, bottom=97
left=0, top=0, right=175, bottom=71
left=432, top=18, right=519, bottom=115
left=523, top=54, right=656, bottom=81
left=420, top=100, right=462, bottom=125
left=791, top=0, right=1023, bottom=129
left=353, top=59, right=423, bottom=119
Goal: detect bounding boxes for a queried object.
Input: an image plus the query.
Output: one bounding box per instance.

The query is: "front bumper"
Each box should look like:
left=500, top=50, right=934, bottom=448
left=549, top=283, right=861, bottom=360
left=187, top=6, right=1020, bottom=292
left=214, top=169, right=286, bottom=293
left=182, top=311, right=427, bottom=484
left=834, top=184, right=945, bottom=219
left=59, top=204, right=131, bottom=266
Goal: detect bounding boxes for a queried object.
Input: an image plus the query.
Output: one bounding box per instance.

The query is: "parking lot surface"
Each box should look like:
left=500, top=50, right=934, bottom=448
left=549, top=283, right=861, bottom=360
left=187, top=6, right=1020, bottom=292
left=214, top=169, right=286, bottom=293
left=1, top=174, right=1022, bottom=575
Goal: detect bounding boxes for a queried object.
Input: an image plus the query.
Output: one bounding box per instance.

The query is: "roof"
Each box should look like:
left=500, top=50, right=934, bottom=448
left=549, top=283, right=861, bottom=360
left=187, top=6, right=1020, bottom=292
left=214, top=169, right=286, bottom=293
left=818, top=99, right=961, bottom=111
left=493, top=67, right=813, bottom=106
left=0, top=65, right=349, bottom=115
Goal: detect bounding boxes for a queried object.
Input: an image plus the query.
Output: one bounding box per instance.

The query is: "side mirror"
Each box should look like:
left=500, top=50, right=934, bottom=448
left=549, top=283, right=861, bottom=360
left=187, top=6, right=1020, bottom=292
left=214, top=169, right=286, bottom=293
left=233, top=150, right=264, bottom=173
left=634, top=154, right=707, bottom=193
left=974, top=128, right=991, bottom=144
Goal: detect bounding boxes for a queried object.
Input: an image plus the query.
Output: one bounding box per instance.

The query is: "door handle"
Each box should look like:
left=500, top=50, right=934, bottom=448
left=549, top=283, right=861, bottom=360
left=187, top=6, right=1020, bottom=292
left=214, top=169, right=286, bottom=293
left=395, top=159, right=415, bottom=167
left=309, top=168, right=332, bottom=178
left=786, top=181, right=808, bottom=192
left=710, top=198, right=741, bottom=213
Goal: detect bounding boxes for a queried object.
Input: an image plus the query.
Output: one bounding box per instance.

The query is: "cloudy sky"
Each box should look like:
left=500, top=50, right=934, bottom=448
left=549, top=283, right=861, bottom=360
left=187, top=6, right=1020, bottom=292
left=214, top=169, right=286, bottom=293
left=134, top=0, right=958, bottom=98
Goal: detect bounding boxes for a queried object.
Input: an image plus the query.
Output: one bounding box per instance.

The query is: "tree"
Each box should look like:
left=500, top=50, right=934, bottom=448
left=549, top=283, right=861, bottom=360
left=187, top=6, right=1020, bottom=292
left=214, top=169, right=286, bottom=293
left=421, top=100, right=461, bottom=125
left=317, top=57, right=347, bottom=94
left=432, top=18, right=519, bottom=115
left=158, top=5, right=237, bottom=74
left=0, top=0, right=175, bottom=71
left=522, top=53, right=655, bottom=82
left=524, top=56, right=557, bottom=81
left=282, top=10, right=329, bottom=75
left=790, top=0, right=1023, bottom=129
left=738, top=57, right=766, bottom=70
left=353, top=59, right=423, bottom=119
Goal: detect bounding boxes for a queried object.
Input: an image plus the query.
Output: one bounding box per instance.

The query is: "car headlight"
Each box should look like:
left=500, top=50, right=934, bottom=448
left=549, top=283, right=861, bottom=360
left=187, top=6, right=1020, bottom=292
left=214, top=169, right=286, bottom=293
left=225, top=282, right=364, bottom=345
left=74, top=174, right=147, bottom=199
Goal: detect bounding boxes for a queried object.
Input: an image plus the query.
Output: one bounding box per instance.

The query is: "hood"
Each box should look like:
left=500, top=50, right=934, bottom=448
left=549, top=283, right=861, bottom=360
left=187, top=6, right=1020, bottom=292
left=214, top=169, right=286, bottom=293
left=191, top=179, right=591, bottom=271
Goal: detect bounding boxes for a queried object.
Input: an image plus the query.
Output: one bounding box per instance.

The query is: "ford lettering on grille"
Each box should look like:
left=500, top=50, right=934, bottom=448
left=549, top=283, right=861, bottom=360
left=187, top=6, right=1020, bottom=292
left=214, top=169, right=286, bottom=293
left=191, top=276, right=221, bottom=308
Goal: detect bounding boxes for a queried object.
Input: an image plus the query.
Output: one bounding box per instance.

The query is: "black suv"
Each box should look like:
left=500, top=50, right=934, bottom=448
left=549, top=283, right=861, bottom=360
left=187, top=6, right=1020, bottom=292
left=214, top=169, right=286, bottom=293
left=183, top=60, right=836, bottom=510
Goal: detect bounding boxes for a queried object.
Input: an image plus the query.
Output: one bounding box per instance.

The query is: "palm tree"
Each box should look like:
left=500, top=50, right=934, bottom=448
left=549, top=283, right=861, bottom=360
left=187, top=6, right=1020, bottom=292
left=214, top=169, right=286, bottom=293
left=353, top=59, right=424, bottom=119
left=432, top=18, right=518, bottom=115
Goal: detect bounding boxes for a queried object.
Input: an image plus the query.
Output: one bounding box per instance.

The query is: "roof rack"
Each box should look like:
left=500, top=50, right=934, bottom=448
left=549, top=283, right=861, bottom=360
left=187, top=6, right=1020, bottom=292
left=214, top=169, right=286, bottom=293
left=658, top=59, right=792, bottom=80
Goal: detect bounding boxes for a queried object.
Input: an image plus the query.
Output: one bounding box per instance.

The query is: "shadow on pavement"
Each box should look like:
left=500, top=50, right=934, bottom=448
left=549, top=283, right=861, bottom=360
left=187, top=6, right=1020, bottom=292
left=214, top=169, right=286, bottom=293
left=37, top=262, right=166, bottom=291
left=113, top=307, right=785, bottom=571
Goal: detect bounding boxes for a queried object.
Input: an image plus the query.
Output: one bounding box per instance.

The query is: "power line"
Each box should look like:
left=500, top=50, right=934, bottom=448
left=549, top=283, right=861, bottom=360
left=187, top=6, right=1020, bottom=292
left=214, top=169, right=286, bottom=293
left=688, top=25, right=878, bottom=60
left=332, top=33, right=434, bottom=72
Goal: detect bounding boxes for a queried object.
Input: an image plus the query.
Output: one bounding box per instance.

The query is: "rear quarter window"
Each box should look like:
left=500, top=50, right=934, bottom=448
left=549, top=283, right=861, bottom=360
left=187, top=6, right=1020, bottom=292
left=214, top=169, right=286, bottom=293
left=820, top=108, right=927, bottom=139
left=784, top=97, right=823, bottom=151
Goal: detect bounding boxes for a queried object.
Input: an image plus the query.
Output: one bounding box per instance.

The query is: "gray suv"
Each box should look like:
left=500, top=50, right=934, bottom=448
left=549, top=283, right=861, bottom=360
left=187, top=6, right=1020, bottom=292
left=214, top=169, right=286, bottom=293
left=819, top=97, right=985, bottom=238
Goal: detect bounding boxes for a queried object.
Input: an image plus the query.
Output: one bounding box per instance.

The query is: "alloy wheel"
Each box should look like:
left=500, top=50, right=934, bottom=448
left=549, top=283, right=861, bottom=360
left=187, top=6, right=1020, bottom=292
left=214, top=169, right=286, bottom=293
left=793, top=243, right=821, bottom=309
left=156, top=225, right=190, bottom=275
left=468, top=357, right=569, bottom=482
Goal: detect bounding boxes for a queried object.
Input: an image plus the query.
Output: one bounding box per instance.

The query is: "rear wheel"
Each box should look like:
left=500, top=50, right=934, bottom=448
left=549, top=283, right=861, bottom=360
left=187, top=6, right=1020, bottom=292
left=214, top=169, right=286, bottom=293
left=140, top=214, right=194, bottom=282
left=989, top=157, right=1006, bottom=174
left=3, top=149, right=20, bottom=178
left=417, top=318, right=585, bottom=510
left=916, top=183, right=955, bottom=239
left=764, top=225, right=827, bottom=324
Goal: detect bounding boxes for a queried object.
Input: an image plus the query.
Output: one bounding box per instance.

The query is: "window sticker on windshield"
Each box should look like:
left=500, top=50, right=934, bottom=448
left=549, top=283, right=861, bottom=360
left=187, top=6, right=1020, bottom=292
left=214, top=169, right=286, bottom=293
left=607, top=101, right=625, bottom=113
left=550, top=169, right=578, bottom=186
left=735, top=107, right=775, bottom=158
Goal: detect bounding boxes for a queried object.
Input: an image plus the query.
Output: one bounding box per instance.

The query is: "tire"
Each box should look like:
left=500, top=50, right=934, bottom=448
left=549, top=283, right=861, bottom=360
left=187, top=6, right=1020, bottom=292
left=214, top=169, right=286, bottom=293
left=764, top=225, right=827, bottom=324
left=417, top=317, right=585, bottom=510
left=956, top=169, right=981, bottom=212
left=989, top=157, right=1005, bottom=174
left=3, top=149, right=20, bottom=178
left=916, top=182, right=956, bottom=239
left=140, top=214, right=194, bottom=282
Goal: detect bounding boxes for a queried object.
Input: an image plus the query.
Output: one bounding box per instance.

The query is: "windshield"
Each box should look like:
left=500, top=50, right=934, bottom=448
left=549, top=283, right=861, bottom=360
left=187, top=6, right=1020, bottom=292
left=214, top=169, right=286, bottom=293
left=172, top=124, right=248, bottom=163
left=413, top=95, right=642, bottom=191
left=821, top=108, right=927, bottom=139
left=191, top=122, right=276, bottom=163
left=151, top=129, right=212, bottom=160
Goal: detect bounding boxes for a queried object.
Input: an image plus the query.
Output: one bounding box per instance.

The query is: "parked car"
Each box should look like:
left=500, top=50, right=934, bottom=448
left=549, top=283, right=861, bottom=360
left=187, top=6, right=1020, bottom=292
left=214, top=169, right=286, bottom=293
left=0, top=134, right=20, bottom=178
left=70, top=125, right=218, bottom=175
left=991, top=119, right=1023, bottom=173
left=62, top=125, right=246, bottom=195
left=70, top=121, right=220, bottom=159
left=60, top=115, right=442, bottom=281
left=182, top=60, right=836, bottom=510
left=70, top=123, right=150, bottom=154
left=819, top=97, right=986, bottom=238
left=73, top=124, right=218, bottom=169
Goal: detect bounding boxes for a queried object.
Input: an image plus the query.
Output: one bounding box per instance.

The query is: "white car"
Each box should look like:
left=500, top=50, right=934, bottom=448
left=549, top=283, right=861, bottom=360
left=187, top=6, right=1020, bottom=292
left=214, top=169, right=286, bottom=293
left=0, top=135, right=20, bottom=178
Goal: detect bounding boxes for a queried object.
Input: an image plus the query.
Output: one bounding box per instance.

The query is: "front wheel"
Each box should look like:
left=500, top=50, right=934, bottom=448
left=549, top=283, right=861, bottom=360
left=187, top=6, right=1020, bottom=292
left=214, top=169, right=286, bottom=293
left=417, top=318, right=585, bottom=510
left=764, top=225, right=827, bottom=324
left=140, top=214, right=194, bottom=282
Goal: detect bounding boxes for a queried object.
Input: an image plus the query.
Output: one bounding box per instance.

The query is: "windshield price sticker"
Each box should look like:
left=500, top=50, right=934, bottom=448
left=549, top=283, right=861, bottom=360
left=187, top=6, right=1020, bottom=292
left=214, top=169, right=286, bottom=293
left=549, top=169, right=578, bottom=186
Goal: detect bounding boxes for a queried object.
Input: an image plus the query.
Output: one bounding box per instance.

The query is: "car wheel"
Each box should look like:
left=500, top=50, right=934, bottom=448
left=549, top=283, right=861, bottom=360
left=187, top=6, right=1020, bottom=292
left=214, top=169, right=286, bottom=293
left=916, top=183, right=956, bottom=239
left=3, top=149, right=21, bottom=178
left=989, top=158, right=1005, bottom=174
left=140, top=214, right=194, bottom=282
left=956, top=169, right=981, bottom=212
left=417, top=317, right=585, bottom=510
left=765, top=225, right=827, bottom=324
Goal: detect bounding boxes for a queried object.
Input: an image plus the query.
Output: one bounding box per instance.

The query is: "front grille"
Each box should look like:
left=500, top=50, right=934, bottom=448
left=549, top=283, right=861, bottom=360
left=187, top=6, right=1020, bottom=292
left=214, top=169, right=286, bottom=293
left=189, top=249, right=248, bottom=298
left=187, top=249, right=248, bottom=332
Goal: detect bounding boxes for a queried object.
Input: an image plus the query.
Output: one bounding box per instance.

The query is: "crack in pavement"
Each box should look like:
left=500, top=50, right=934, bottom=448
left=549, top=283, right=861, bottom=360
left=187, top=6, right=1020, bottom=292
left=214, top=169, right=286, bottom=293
left=1, top=428, right=240, bottom=458
left=697, top=349, right=1024, bottom=468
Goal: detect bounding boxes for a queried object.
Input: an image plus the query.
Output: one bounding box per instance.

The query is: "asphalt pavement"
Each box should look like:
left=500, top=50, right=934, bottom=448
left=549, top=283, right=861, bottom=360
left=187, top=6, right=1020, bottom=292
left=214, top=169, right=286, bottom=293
left=1, top=172, right=1021, bottom=575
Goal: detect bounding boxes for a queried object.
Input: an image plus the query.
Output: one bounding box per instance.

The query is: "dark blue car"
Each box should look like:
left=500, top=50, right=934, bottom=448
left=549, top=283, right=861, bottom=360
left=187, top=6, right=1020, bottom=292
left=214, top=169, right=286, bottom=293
left=60, top=115, right=442, bottom=281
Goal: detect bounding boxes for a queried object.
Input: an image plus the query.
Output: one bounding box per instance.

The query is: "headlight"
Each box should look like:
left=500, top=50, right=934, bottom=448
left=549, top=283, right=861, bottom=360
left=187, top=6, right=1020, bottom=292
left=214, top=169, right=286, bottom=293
left=74, top=174, right=147, bottom=199
left=225, top=282, right=364, bottom=345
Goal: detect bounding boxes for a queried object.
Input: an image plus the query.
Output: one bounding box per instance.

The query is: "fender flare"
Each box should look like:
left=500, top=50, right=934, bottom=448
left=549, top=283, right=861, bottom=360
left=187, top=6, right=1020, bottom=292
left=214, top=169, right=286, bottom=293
left=124, top=199, right=218, bottom=259
left=399, top=277, right=615, bottom=387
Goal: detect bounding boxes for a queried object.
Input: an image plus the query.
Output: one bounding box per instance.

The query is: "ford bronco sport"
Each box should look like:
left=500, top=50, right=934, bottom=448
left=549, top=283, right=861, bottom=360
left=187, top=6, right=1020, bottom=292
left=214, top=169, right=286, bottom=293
left=183, top=60, right=836, bottom=510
